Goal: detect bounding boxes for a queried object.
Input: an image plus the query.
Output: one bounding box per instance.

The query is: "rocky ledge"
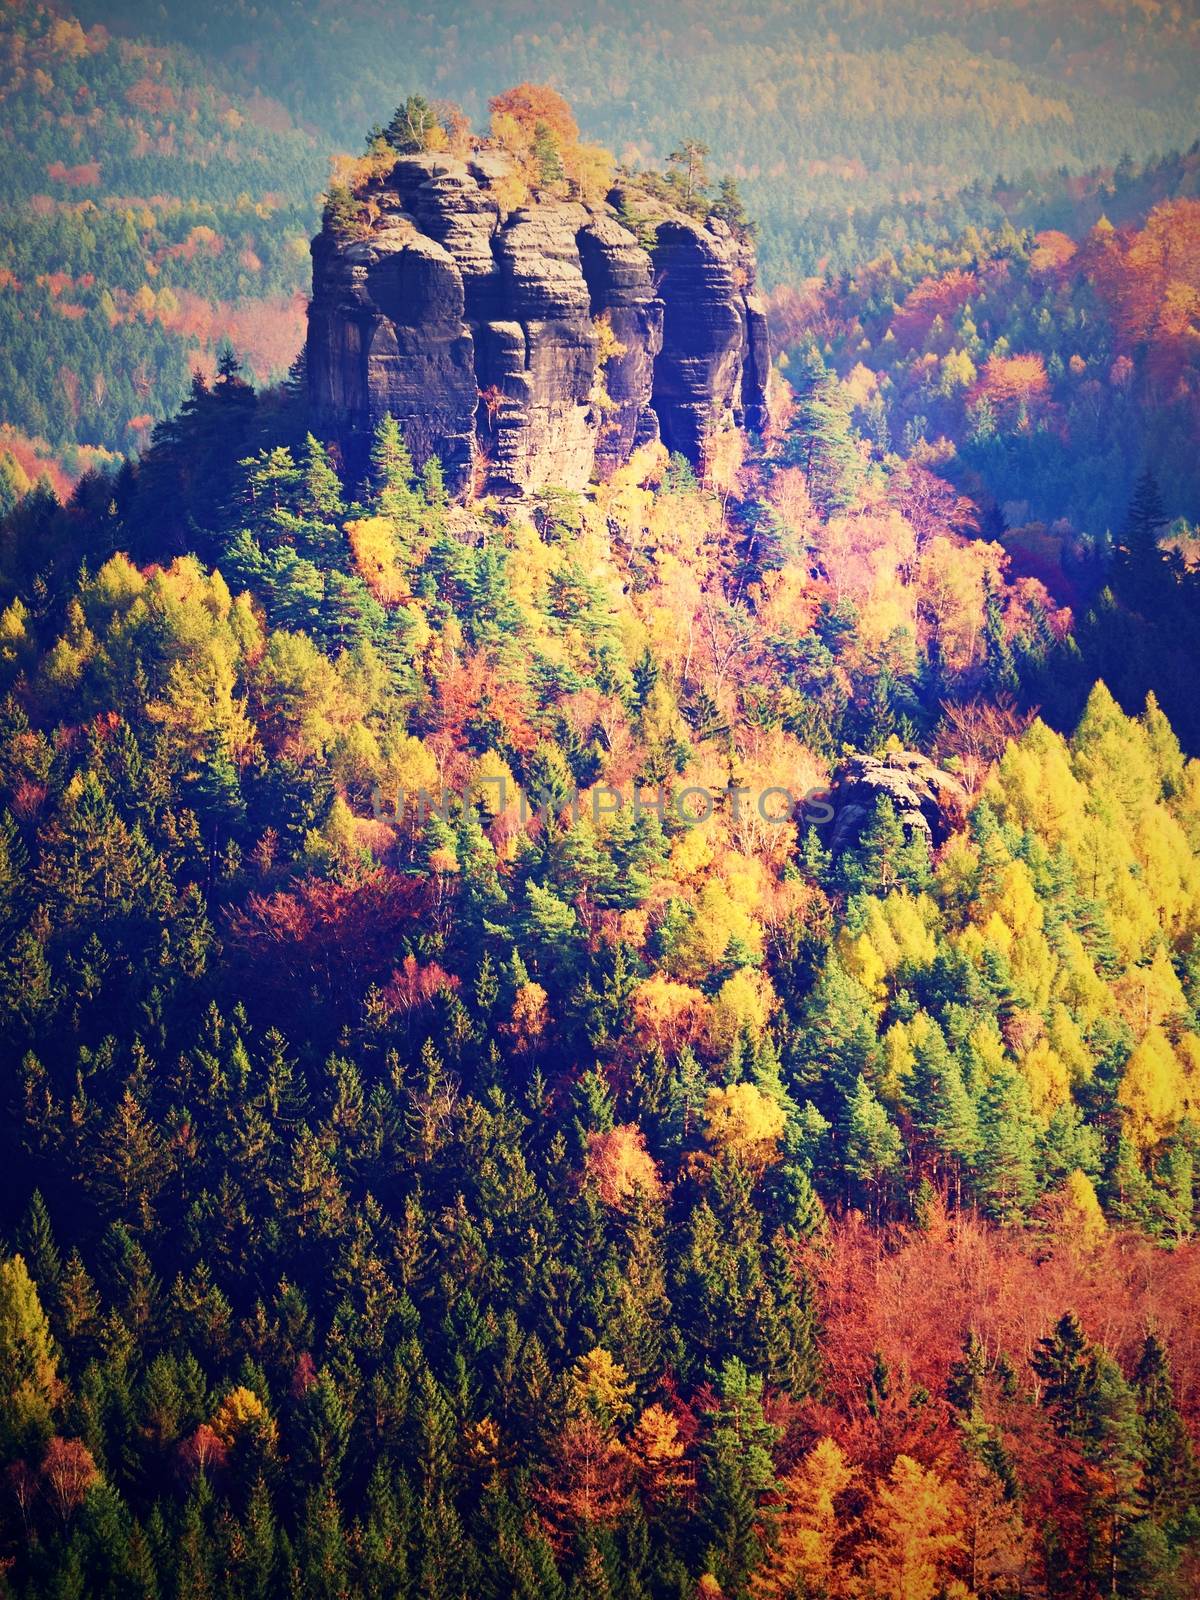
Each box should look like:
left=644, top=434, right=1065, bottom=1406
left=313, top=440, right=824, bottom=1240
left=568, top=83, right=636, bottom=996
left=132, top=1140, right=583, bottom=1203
left=826, top=752, right=970, bottom=855
left=306, top=151, right=770, bottom=497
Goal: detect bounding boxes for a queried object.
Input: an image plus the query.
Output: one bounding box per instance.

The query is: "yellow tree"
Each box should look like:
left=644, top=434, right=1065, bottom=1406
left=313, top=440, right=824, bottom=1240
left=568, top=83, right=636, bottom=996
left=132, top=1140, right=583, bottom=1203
left=347, top=515, right=409, bottom=604
left=585, top=1124, right=664, bottom=1209
left=851, top=1455, right=965, bottom=1600
left=628, top=1403, right=689, bottom=1505
left=0, top=1255, right=62, bottom=1458
left=633, top=974, right=714, bottom=1056
left=1119, top=1025, right=1187, bottom=1149
left=750, top=1435, right=857, bottom=1599
left=569, top=1347, right=635, bottom=1429
left=703, top=1082, right=786, bottom=1167
left=210, top=1385, right=277, bottom=1450
left=502, top=981, right=550, bottom=1059
left=709, top=969, right=777, bottom=1057
left=1052, top=1168, right=1108, bottom=1256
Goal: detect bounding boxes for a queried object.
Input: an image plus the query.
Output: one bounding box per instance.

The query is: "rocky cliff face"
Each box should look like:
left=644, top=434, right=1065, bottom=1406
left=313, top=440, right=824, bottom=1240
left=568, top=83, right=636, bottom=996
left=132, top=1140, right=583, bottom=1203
left=307, top=150, right=769, bottom=497
left=826, top=752, right=969, bottom=855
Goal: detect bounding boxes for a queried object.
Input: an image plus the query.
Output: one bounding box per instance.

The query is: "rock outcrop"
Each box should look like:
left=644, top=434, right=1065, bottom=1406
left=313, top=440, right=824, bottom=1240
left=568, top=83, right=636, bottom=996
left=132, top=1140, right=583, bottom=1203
left=638, top=206, right=770, bottom=462
left=825, top=752, right=969, bottom=855
left=307, top=150, right=769, bottom=497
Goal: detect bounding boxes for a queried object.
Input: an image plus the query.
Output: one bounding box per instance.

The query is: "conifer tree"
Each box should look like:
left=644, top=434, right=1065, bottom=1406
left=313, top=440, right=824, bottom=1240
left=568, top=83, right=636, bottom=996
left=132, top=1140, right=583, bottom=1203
left=976, top=1066, right=1038, bottom=1223
left=853, top=1454, right=966, bottom=1600
left=19, top=1190, right=63, bottom=1303
left=697, top=1359, right=780, bottom=1595
left=778, top=348, right=862, bottom=514
left=903, top=1021, right=979, bottom=1203
left=1032, top=1311, right=1096, bottom=1438
left=1115, top=469, right=1168, bottom=600
left=384, top=95, right=441, bottom=153
left=0, top=1253, right=60, bottom=1459
left=370, top=414, right=419, bottom=525
left=1134, top=1334, right=1197, bottom=1526
left=842, top=1074, right=902, bottom=1216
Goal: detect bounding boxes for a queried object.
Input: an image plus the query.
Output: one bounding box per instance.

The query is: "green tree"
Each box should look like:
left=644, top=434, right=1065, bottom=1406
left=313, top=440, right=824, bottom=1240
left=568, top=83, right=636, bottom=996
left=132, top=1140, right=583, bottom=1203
left=842, top=1074, right=902, bottom=1215
left=975, top=1066, right=1038, bottom=1223
left=384, top=96, right=441, bottom=153
left=1134, top=1334, right=1197, bottom=1526
left=696, top=1358, right=780, bottom=1595
left=778, top=347, right=862, bottom=514
left=1115, top=469, right=1168, bottom=598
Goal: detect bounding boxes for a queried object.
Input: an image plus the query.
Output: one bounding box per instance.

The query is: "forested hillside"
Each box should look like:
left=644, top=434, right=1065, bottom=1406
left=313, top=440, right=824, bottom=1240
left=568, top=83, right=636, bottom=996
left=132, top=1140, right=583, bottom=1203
left=1, top=10, right=1199, bottom=1591
left=771, top=184, right=1200, bottom=535
left=0, top=293, right=1199, bottom=1591
left=3, top=0, right=1199, bottom=467
left=69, top=0, right=1200, bottom=283
left=0, top=2, right=319, bottom=462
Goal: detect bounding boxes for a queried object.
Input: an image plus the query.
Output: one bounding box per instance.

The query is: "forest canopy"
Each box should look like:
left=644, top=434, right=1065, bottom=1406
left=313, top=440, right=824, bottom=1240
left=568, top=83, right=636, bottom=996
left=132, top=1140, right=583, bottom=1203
left=1, top=7, right=1199, bottom=1595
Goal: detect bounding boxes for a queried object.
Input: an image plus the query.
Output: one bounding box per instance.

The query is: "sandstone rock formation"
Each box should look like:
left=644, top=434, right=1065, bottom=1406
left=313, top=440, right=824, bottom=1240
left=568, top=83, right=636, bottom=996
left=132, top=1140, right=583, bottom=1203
left=825, top=751, right=969, bottom=855
left=307, top=150, right=770, bottom=497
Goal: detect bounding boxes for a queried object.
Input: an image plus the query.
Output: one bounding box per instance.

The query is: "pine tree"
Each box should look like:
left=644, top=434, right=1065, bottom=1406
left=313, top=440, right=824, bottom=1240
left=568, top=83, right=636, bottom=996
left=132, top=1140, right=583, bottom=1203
left=532, top=122, right=566, bottom=189
left=903, top=1020, right=979, bottom=1203
left=855, top=796, right=933, bottom=896
left=842, top=1074, right=902, bottom=1216
left=59, top=1249, right=101, bottom=1349
left=762, top=1233, right=820, bottom=1395
left=1083, top=1351, right=1154, bottom=1598
left=478, top=1477, right=565, bottom=1599
left=89, top=1089, right=170, bottom=1234
left=697, top=1359, right=780, bottom=1595
left=1134, top=1334, right=1197, bottom=1526
left=299, top=433, right=344, bottom=522
left=778, top=347, right=862, bottom=514
left=360, top=1461, right=416, bottom=1599
left=975, top=1066, right=1038, bottom=1223
left=384, top=95, right=440, bottom=153
left=296, top=1485, right=352, bottom=1600
left=420, top=453, right=449, bottom=512
left=370, top=414, right=419, bottom=524
left=983, top=578, right=1020, bottom=697
left=241, top=1474, right=282, bottom=1600
left=796, top=958, right=880, bottom=1117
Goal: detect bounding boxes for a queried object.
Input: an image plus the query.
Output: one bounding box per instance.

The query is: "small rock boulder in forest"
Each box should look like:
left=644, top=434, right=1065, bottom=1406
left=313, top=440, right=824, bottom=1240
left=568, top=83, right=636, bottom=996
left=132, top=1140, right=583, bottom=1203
left=826, top=751, right=969, bottom=854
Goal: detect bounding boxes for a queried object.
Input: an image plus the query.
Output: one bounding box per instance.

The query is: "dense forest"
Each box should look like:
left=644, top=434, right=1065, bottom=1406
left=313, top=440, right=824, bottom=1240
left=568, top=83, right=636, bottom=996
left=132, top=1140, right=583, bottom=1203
left=66, top=0, right=1200, bottom=244
left=0, top=2, right=318, bottom=461
left=770, top=170, right=1200, bottom=535
left=1, top=2, right=1199, bottom=1590
left=0, top=164, right=1199, bottom=1585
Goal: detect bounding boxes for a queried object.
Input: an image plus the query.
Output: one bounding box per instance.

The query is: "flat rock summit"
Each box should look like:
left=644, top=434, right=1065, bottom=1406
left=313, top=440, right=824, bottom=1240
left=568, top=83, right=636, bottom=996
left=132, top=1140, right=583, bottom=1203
left=307, top=148, right=770, bottom=497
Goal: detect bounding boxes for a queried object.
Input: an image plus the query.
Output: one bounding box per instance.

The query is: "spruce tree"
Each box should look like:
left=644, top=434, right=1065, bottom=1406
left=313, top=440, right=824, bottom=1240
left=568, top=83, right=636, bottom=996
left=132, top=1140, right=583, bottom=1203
left=1032, top=1312, right=1096, bottom=1438
left=1134, top=1334, right=1197, bottom=1526
left=18, top=1190, right=62, bottom=1302
left=696, top=1359, right=780, bottom=1595
left=1116, top=468, right=1167, bottom=592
